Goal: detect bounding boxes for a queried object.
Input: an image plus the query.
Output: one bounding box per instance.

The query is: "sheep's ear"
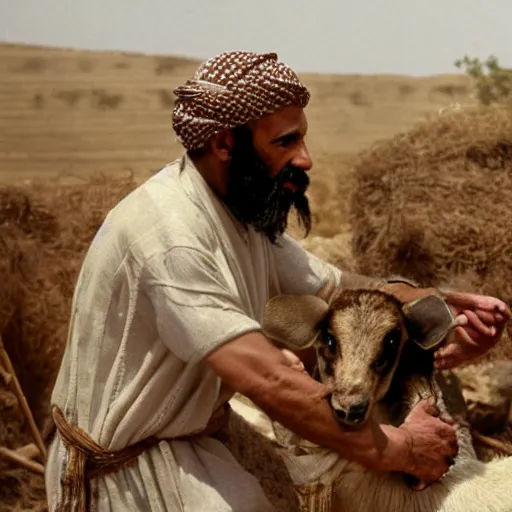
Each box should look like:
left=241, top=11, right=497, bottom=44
left=262, top=295, right=329, bottom=350
left=401, top=295, right=463, bottom=350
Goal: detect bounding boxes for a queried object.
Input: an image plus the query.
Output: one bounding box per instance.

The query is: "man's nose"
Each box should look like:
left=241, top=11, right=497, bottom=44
left=292, top=144, right=312, bottom=172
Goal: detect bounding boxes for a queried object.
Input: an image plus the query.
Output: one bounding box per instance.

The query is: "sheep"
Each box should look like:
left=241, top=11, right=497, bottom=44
left=229, top=287, right=512, bottom=512
left=220, top=397, right=303, bottom=512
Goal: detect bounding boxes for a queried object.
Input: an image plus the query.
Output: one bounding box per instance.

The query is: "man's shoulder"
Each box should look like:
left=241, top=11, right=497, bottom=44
left=96, top=160, right=214, bottom=260
left=269, top=233, right=342, bottom=296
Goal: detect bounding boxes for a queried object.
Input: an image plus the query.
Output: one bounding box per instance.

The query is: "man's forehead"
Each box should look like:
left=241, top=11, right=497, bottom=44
left=249, top=106, right=308, bottom=139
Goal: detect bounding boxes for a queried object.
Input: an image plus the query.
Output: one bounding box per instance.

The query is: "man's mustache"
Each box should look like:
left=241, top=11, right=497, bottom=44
left=277, top=165, right=310, bottom=194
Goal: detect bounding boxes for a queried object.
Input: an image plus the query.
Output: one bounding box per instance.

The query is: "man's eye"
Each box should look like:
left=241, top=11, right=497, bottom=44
left=279, top=134, right=299, bottom=147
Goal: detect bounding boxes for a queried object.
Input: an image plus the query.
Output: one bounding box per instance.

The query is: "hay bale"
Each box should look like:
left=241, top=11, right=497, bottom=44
left=287, top=153, right=354, bottom=239
left=0, top=173, right=137, bottom=510
left=0, top=187, right=59, bottom=243
left=299, top=232, right=356, bottom=272
left=0, top=192, right=64, bottom=426
left=349, top=104, right=512, bottom=360
left=42, top=172, right=137, bottom=252
left=0, top=227, right=20, bottom=335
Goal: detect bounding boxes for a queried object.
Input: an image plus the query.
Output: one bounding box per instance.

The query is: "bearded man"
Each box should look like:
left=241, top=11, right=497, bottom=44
left=45, top=51, right=510, bottom=512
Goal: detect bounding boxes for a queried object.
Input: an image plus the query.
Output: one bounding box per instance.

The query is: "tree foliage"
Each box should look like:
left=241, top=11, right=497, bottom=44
left=455, top=55, right=512, bottom=105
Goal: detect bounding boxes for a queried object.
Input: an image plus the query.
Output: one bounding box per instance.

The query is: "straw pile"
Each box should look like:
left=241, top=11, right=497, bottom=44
left=0, top=173, right=137, bottom=510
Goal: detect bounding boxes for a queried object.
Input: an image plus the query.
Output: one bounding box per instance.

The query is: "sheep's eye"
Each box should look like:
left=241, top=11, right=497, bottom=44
left=374, top=328, right=401, bottom=374
left=325, top=332, right=337, bottom=355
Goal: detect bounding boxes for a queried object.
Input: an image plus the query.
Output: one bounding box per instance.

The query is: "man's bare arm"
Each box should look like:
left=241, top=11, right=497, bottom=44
left=204, top=330, right=457, bottom=483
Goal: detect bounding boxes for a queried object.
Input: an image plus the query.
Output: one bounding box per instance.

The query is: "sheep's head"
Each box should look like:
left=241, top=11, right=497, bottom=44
left=262, top=289, right=457, bottom=429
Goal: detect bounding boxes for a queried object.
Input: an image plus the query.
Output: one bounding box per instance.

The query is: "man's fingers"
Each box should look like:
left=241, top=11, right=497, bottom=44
left=434, top=319, right=493, bottom=367
left=454, top=314, right=468, bottom=327
left=412, top=481, right=428, bottom=492
left=434, top=344, right=464, bottom=369
left=463, top=309, right=496, bottom=336
left=498, top=303, right=512, bottom=318
left=423, top=398, right=441, bottom=417
left=440, top=414, right=456, bottom=426
left=471, top=309, right=497, bottom=325
left=454, top=325, right=481, bottom=346
left=430, top=405, right=441, bottom=417
left=434, top=338, right=465, bottom=359
left=494, top=312, right=507, bottom=323
left=434, top=357, right=457, bottom=370
left=281, top=349, right=307, bottom=373
left=444, top=292, right=510, bottom=314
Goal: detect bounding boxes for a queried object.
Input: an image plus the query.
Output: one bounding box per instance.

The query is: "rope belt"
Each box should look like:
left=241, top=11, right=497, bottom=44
left=52, top=403, right=232, bottom=512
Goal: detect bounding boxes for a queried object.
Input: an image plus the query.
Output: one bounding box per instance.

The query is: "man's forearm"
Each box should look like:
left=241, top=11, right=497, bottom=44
left=242, top=360, right=409, bottom=472
left=206, top=332, right=410, bottom=473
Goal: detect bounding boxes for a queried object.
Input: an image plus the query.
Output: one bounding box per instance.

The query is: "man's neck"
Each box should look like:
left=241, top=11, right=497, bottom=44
left=186, top=152, right=250, bottom=238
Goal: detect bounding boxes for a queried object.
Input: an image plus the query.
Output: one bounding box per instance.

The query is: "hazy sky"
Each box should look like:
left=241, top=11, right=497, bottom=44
left=1, top=0, right=511, bottom=76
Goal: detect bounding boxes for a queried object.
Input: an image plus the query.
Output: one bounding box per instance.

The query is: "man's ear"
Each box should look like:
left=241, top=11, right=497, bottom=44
left=261, top=294, right=329, bottom=350
left=211, top=129, right=235, bottom=163
left=401, top=295, right=464, bottom=350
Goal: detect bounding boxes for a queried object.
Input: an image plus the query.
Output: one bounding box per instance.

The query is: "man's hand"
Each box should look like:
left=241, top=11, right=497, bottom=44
left=396, top=398, right=458, bottom=490
left=434, top=292, right=511, bottom=369
left=280, top=349, right=308, bottom=374
left=282, top=349, right=459, bottom=490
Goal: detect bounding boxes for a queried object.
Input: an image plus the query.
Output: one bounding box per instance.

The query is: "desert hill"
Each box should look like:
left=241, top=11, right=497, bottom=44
left=0, top=42, right=473, bottom=187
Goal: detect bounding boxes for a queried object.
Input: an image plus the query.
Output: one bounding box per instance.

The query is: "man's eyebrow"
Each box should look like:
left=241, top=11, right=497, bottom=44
left=270, top=129, right=301, bottom=144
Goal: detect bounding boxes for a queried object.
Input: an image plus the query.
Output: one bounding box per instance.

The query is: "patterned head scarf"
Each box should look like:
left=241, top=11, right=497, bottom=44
left=172, top=51, right=310, bottom=151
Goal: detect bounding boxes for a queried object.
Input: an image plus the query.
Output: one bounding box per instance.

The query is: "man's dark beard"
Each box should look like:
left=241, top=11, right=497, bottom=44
left=223, top=126, right=312, bottom=244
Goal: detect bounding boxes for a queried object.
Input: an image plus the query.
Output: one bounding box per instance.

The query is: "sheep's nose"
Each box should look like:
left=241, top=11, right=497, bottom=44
left=334, top=408, right=348, bottom=421
left=346, top=400, right=369, bottom=424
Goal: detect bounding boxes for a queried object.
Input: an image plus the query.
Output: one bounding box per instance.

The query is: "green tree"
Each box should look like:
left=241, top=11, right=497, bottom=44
left=455, top=55, right=512, bottom=105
